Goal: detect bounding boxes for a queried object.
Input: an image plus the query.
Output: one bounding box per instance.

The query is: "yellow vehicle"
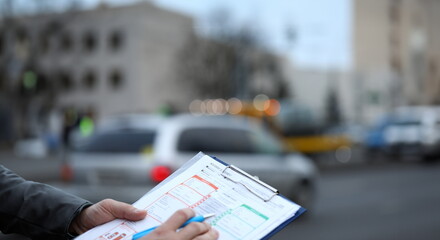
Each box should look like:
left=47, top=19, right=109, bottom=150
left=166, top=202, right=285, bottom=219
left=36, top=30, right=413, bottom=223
left=235, top=100, right=353, bottom=155
left=283, top=133, right=352, bottom=154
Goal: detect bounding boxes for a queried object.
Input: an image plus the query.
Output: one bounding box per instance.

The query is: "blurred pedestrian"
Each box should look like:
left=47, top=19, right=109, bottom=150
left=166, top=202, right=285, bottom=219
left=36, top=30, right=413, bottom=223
left=61, top=108, right=78, bottom=150
left=0, top=165, right=218, bottom=240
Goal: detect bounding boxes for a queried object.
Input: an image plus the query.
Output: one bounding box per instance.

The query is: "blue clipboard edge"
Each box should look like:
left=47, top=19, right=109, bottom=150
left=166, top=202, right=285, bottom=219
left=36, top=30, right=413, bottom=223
left=211, top=155, right=307, bottom=239
left=262, top=206, right=307, bottom=240
left=211, top=155, right=228, bottom=166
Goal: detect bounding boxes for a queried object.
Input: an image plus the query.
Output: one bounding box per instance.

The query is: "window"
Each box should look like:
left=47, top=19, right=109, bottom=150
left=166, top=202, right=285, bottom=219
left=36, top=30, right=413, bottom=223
left=0, top=30, right=4, bottom=56
left=15, top=26, right=29, bottom=57
left=252, top=128, right=283, bottom=154
left=58, top=71, right=74, bottom=91
left=0, top=72, right=5, bottom=91
left=35, top=72, right=48, bottom=93
left=177, top=128, right=255, bottom=153
left=15, top=26, right=28, bottom=44
left=40, top=21, right=61, bottom=54
left=108, top=30, right=124, bottom=51
left=82, top=70, right=97, bottom=90
left=109, top=69, right=123, bottom=89
left=77, top=130, right=156, bottom=153
left=39, top=31, right=50, bottom=54
left=60, top=31, right=73, bottom=52
left=82, top=30, right=97, bottom=52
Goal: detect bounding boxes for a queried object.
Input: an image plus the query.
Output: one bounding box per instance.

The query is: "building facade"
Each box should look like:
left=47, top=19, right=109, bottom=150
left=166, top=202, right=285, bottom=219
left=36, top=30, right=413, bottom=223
left=0, top=2, right=196, bottom=141
left=354, top=0, right=440, bottom=109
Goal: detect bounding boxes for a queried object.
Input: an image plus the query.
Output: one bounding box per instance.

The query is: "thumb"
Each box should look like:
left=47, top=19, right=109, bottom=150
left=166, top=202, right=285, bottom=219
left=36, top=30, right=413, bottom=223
left=125, top=207, right=148, bottom=221
left=104, top=199, right=147, bottom=221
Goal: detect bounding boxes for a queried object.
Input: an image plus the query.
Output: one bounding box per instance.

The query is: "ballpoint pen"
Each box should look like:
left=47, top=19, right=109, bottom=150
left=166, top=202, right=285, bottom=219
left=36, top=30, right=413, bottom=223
left=132, top=213, right=216, bottom=240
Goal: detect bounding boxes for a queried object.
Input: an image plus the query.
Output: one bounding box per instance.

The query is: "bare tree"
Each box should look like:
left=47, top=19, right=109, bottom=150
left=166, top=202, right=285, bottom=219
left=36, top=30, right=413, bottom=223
left=177, top=34, right=237, bottom=99
left=325, top=86, right=343, bottom=127
left=176, top=8, right=289, bottom=100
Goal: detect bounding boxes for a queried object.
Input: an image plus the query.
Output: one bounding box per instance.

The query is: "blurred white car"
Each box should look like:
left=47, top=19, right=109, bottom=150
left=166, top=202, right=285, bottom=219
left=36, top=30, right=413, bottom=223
left=62, top=114, right=318, bottom=208
left=384, top=106, right=440, bottom=160
left=61, top=114, right=165, bottom=202
left=153, top=114, right=318, bottom=207
left=14, top=138, right=48, bottom=158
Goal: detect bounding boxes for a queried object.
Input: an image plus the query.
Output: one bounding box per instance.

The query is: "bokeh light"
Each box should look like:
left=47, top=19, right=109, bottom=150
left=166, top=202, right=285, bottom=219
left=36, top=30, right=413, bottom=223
left=228, top=98, right=242, bottom=115
left=253, top=94, right=269, bottom=111
left=79, top=116, right=94, bottom=137
left=264, top=99, right=281, bottom=116
left=189, top=99, right=203, bottom=115
left=23, top=71, right=37, bottom=90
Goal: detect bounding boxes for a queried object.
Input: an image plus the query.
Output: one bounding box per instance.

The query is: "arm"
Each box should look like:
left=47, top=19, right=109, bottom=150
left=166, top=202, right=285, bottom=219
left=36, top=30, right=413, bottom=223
left=0, top=165, right=216, bottom=240
left=0, top=165, right=91, bottom=239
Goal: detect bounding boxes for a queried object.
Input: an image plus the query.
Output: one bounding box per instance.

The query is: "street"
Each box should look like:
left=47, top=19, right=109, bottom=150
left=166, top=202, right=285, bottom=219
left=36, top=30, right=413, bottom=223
left=273, top=161, right=440, bottom=240
left=1, top=155, right=440, bottom=240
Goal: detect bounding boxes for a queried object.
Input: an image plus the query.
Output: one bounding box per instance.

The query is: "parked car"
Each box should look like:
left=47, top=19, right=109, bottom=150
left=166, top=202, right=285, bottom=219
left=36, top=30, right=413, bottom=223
left=364, top=114, right=395, bottom=158
left=14, top=138, right=48, bottom=158
left=153, top=114, right=318, bottom=208
left=60, top=114, right=165, bottom=202
left=383, top=106, right=440, bottom=161
left=61, top=114, right=318, bottom=209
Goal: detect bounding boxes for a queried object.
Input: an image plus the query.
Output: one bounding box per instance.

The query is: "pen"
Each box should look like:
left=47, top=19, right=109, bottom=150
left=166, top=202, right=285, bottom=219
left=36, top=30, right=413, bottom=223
left=132, top=213, right=216, bottom=240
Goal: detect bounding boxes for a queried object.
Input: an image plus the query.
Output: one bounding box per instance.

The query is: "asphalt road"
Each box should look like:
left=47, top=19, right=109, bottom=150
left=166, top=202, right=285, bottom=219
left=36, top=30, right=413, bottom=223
left=1, top=154, right=440, bottom=240
left=273, top=161, right=440, bottom=240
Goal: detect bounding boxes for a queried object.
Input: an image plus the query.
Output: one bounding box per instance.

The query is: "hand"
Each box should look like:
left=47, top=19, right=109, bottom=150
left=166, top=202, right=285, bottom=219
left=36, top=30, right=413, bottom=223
left=69, top=199, right=147, bottom=235
left=140, top=208, right=219, bottom=240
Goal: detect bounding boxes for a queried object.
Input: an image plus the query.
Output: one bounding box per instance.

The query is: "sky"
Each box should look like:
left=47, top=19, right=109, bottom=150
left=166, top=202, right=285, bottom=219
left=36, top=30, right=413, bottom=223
left=10, top=0, right=352, bottom=70
left=151, top=0, right=352, bottom=70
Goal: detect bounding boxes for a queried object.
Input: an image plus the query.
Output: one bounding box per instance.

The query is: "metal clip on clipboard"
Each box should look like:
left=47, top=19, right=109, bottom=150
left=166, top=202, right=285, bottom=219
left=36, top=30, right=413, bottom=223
left=221, top=165, right=279, bottom=202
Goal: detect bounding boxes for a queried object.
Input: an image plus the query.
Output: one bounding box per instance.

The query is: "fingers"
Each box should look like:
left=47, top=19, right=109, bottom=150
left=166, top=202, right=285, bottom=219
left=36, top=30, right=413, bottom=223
left=69, top=199, right=147, bottom=236
left=178, top=222, right=215, bottom=239
left=100, top=199, right=147, bottom=221
left=160, top=208, right=195, bottom=231
left=138, top=209, right=219, bottom=240
left=125, top=207, right=147, bottom=221
left=193, top=227, right=220, bottom=240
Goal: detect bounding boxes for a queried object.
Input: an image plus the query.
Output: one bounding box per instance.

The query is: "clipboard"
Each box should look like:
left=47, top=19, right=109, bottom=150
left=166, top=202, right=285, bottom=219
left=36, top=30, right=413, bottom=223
left=142, top=152, right=306, bottom=239
left=77, top=152, right=306, bottom=240
left=210, top=154, right=307, bottom=240
left=220, top=165, right=279, bottom=202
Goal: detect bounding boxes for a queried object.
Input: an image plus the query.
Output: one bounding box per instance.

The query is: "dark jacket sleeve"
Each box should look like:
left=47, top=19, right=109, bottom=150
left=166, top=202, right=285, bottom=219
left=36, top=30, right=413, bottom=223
left=0, top=165, right=92, bottom=240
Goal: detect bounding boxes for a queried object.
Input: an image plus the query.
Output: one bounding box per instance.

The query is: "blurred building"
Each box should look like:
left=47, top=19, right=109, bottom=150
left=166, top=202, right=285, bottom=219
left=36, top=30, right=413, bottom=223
left=287, top=67, right=357, bottom=125
left=354, top=0, right=440, bottom=111
left=0, top=2, right=196, bottom=141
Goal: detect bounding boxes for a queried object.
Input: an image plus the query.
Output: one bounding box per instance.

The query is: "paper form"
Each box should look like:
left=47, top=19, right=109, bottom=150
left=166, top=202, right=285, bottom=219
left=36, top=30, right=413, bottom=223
left=76, top=153, right=301, bottom=240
